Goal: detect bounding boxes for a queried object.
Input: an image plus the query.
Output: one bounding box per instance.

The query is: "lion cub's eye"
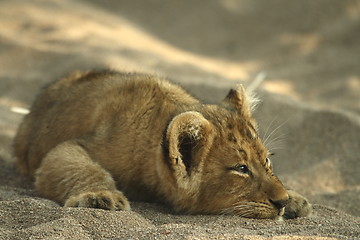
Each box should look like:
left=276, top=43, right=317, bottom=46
left=229, top=164, right=250, bottom=175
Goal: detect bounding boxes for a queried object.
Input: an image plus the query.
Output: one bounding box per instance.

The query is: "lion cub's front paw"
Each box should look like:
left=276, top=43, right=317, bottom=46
left=283, top=190, right=312, bottom=219
left=65, top=190, right=131, bottom=211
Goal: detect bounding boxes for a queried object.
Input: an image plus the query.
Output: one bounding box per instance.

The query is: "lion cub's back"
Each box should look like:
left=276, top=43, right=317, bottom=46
left=14, top=71, right=198, bottom=176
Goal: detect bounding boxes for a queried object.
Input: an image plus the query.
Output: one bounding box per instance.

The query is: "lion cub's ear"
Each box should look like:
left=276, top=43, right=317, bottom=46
left=221, top=85, right=258, bottom=118
left=166, top=111, right=215, bottom=180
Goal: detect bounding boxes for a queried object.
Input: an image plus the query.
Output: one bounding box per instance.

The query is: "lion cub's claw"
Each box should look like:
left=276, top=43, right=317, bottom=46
left=283, top=190, right=312, bottom=219
left=65, top=190, right=131, bottom=211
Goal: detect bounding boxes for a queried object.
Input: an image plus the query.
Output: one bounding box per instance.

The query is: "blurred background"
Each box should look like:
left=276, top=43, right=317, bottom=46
left=0, top=0, right=359, bottom=217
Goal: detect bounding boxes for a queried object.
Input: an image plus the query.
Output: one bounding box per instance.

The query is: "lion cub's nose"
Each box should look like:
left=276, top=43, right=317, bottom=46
left=270, top=198, right=289, bottom=210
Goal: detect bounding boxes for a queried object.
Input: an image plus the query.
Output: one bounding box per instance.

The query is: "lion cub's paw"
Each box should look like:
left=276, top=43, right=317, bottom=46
left=283, top=190, right=312, bottom=219
left=65, top=190, right=131, bottom=211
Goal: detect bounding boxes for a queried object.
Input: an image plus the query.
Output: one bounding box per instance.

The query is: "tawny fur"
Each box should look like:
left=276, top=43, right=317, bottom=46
left=14, top=70, right=311, bottom=219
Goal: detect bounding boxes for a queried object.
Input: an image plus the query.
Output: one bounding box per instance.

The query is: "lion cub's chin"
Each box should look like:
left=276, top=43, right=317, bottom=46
left=274, top=208, right=285, bottom=221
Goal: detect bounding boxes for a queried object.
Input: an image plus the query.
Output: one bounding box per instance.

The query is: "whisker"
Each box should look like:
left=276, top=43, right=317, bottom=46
left=266, top=133, right=287, bottom=143
left=237, top=209, right=256, bottom=218
left=220, top=199, right=279, bottom=218
left=262, top=118, right=277, bottom=145
left=268, top=146, right=285, bottom=152
left=220, top=202, right=257, bottom=217
left=263, top=120, right=287, bottom=145
left=262, top=117, right=291, bottom=151
left=267, top=136, right=286, bottom=150
left=240, top=211, right=254, bottom=218
left=267, top=134, right=287, bottom=152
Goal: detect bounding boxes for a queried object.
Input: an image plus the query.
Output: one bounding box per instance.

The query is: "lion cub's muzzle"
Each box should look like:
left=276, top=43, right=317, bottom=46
left=270, top=198, right=289, bottom=210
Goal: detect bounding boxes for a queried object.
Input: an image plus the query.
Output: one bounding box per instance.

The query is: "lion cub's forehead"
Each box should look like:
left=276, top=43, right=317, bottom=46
left=209, top=109, right=267, bottom=159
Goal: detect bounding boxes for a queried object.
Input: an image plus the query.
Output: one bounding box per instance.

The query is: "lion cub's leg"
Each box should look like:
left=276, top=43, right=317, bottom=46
left=35, top=140, right=130, bottom=211
left=283, top=190, right=312, bottom=219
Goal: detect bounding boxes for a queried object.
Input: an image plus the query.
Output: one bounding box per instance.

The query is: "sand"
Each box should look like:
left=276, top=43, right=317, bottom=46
left=0, top=0, right=359, bottom=239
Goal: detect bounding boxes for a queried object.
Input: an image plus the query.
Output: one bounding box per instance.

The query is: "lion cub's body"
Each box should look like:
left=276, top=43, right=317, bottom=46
left=14, top=70, right=311, bottom=218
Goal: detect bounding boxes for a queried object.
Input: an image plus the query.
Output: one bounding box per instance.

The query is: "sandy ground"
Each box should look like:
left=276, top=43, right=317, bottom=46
left=0, top=0, right=359, bottom=239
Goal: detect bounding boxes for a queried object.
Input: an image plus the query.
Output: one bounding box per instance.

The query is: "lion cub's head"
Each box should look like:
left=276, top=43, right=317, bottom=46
left=164, top=85, right=289, bottom=219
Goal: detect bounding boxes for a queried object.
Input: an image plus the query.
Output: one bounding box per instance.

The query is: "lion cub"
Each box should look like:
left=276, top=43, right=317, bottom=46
left=14, top=70, right=311, bottom=219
